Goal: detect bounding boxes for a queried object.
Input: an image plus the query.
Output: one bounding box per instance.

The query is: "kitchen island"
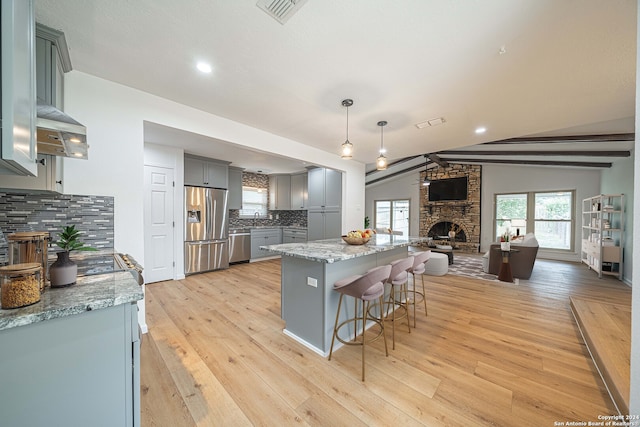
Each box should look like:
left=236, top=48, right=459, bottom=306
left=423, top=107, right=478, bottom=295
left=262, top=234, right=426, bottom=356
left=0, top=271, right=143, bottom=426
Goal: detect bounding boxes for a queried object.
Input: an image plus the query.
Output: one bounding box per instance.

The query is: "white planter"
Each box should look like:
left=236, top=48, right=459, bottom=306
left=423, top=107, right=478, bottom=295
left=500, top=242, right=510, bottom=251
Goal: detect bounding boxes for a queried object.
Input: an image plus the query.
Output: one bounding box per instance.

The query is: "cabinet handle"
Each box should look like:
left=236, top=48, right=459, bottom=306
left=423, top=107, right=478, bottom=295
left=37, top=158, right=46, bottom=166
left=56, top=180, right=62, bottom=185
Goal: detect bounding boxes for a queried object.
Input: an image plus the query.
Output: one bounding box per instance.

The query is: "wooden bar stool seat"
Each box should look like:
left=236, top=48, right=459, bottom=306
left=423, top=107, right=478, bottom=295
left=328, top=265, right=392, bottom=381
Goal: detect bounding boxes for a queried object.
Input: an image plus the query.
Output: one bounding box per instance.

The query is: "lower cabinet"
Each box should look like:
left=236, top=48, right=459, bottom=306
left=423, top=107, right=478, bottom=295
left=307, top=210, right=341, bottom=241
left=251, top=228, right=282, bottom=260
left=283, top=228, right=307, bottom=244
left=0, top=303, right=140, bottom=426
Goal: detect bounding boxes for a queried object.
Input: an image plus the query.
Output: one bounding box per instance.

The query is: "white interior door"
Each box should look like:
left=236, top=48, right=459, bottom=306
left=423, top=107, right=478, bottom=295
left=144, top=165, right=174, bottom=283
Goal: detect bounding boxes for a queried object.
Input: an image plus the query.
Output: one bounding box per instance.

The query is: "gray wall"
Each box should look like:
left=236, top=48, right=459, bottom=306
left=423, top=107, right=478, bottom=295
left=365, top=172, right=421, bottom=235
left=480, top=164, right=601, bottom=262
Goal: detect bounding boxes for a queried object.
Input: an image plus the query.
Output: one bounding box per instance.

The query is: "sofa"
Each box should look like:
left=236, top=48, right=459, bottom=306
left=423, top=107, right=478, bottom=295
left=482, top=233, right=539, bottom=279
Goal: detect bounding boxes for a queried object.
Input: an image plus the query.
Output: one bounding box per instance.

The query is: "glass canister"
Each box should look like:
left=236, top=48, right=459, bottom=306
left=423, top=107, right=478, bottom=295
left=8, top=231, right=50, bottom=291
left=0, top=263, right=42, bottom=309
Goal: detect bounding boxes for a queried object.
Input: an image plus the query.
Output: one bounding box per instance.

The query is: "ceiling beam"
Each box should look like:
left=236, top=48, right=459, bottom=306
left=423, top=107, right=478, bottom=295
left=365, top=154, right=422, bottom=176
left=483, top=133, right=635, bottom=145
left=366, top=161, right=433, bottom=186
left=437, top=150, right=631, bottom=157
left=427, top=153, right=449, bottom=168
left=443, top=158, right=612, bottom=168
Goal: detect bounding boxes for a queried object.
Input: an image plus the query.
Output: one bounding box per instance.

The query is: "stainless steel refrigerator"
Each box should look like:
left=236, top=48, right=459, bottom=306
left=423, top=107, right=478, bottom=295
left=184, top=186, right=229, bottom=274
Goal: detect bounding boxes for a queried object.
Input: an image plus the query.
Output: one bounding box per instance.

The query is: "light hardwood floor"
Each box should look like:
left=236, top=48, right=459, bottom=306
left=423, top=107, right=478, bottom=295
left=141, top=257, right=631, bottom=426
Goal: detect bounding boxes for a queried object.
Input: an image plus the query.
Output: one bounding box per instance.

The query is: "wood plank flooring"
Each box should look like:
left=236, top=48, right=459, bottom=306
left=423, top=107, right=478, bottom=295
left=141, top=258, right=631, bottom=426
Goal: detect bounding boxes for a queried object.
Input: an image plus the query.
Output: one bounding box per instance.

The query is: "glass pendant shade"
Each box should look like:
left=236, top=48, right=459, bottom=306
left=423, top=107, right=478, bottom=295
left=340, top=99, right=354, bottom=159
left=376, top=120, right=388, bottom=170
left=341, top=140, right=353, bottom=159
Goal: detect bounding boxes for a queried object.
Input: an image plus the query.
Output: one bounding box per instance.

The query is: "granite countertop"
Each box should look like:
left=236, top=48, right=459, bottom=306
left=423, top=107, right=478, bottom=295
left=0, top=271, right=143, bottom=332
left=261, top=234, right=427, bottom=263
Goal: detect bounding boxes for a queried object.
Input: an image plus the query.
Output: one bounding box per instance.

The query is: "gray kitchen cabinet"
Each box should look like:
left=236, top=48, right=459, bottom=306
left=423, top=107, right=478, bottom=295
left=0, top=302, right=140, bottom=426
left=269, top=174, right=291, bottom=210
left=184, top=155, right=229, bottom=188
left=228, top=167, right=243, bottom=210
left=283, top=228, right=307, bottom=243
left=307, top=167, right=341, bottom=210
left=0, top=0, right=37, bottom=176
left=251, top=228, right=282, bottom=259
left=35, top=23, right=70, bottom=111
left=290, top=172, right=308, bottom=210
left=307, top=210, right=341, bottom=241
left=0, top=154, right=63, bottom=193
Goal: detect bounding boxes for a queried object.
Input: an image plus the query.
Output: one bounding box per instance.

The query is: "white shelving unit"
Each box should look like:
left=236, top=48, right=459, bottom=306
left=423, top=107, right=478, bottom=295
left=581, top=194, right=624, bottom=280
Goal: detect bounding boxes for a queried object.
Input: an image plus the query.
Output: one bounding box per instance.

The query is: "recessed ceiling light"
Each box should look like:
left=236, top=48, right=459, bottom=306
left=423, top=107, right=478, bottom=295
left=379, top=148, right=387, bottom=154
left=475, top=127, right=487, bottom=134
left=197, top=62, right=212, bottom=73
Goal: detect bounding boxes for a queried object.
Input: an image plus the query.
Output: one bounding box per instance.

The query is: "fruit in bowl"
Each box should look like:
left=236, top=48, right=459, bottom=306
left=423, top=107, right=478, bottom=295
left=342, top=230, right=372, bottom=245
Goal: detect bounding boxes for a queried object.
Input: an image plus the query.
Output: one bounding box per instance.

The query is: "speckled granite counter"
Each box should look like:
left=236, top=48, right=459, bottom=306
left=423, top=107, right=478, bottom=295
left=261, top=234, right=425, bottom=263
left=0, top=271, right=143, bottom=331
left=266, top=234, right=427, bottom=356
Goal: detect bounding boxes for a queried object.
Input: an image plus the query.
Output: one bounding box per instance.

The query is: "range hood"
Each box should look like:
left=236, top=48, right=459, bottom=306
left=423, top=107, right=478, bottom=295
left=36, top=103, right=88, bottom=160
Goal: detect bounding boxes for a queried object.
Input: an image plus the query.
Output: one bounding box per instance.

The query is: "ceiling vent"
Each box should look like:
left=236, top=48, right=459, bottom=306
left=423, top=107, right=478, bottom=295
left=256, top=0, right=308, bottom=24
left=415, top=117, right=446, bottom=129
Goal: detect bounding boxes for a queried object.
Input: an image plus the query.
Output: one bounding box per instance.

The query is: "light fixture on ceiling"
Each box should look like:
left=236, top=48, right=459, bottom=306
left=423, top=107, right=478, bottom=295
left=376, top=120, right=388, bottom=170
left=340, top=99, right=354, bottom=159
left=197, top=62, right=212, bottom=73
left=475, top=126, right=487, bottom=134
left=422, top=154, right=430, bottom=186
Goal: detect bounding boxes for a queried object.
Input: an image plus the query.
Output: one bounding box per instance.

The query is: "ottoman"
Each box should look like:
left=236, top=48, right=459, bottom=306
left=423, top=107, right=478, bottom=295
left=423, top=252, right=449, bottom=276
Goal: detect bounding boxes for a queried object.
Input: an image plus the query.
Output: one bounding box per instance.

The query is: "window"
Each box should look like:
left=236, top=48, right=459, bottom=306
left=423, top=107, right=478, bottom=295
left=374, top=199, right=409, bottom=236
left=494, top=190, right=574, bottom=250
left=239, top=186, right=267, bottom=217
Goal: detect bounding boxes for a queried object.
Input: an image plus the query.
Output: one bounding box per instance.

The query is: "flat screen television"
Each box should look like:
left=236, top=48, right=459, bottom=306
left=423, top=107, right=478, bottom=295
left=428, top=176, right=468, bottom=201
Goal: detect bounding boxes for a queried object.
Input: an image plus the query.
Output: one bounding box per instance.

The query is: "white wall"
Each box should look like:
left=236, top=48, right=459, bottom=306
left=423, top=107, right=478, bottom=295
left=481, top=164, right=601, bottom=261
left=364, top=172, right=421, bottom=235
left=601, top=156, right=634, bottom=284
left=63, top=71, right=366, bottom=327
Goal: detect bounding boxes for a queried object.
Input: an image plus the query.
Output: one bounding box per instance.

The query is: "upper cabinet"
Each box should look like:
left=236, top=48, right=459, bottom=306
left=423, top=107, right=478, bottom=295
left=0, top=0, right=37, bottom=176
left=290, top=172, right=308, bottom=210
left=35, top=23, right=71, bottom=111
left=228, top=167, right=243, bottom=210
left=184, top=155, right=229, bottom=189
left=269, top=174, right=291, bottom=210
left=307, top=167, right=341, bottom=211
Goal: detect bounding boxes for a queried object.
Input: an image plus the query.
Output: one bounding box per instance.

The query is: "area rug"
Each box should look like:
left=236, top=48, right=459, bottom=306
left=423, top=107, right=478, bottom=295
left=446, top=254, right=499, bottom=282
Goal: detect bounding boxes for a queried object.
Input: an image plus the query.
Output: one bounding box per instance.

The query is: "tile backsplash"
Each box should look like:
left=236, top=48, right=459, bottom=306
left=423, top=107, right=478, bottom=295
left=0, top=192, right=114, bottom=264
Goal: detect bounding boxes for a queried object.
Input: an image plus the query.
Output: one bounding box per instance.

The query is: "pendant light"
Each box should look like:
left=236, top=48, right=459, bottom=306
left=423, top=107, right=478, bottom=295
left=422, top=154, right=430, bottom=186
left=376, top=120, right=388, bottom=170
left=340, top=99, right=354, bottom=159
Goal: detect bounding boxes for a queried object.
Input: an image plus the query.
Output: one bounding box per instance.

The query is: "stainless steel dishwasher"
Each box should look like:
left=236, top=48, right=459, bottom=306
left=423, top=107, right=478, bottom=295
left=229, top=228, right=251, bottom=263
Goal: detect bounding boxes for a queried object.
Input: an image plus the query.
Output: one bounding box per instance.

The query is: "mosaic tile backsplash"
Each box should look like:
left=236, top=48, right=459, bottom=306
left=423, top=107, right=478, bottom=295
left=0, top=192, right=114, bottom=264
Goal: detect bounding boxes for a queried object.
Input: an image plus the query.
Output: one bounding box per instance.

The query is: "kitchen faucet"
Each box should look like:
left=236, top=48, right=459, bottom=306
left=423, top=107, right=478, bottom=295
left=254, top=212, right=260, bottom=226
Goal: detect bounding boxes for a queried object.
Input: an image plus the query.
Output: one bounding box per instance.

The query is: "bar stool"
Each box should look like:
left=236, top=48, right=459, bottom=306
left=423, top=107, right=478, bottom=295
left=328, top=264, right=391, bottom=381
left=408, top=251, right=431, bottom=326
left=383, top=256, right=414, bottom=350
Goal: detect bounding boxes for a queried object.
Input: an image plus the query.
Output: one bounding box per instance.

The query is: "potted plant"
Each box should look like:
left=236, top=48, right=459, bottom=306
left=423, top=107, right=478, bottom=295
left=500, top=230, right=511, bottom=251
left=49, top=225, right=97, bottom=287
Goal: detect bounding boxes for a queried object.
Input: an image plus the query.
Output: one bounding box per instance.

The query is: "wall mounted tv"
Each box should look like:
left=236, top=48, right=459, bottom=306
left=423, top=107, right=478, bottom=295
left=428, top=176, right=468, bottom=201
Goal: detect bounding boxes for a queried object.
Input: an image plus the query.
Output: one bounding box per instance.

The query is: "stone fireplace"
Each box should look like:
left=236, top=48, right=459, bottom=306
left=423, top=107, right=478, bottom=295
left=419, top=164, right=481, bottom=252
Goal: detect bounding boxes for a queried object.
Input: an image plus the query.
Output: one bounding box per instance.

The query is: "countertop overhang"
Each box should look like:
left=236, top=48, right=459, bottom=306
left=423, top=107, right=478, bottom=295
left=0, top=271, right=143, bottom=331
left=261, top=234, right=427, bottom=263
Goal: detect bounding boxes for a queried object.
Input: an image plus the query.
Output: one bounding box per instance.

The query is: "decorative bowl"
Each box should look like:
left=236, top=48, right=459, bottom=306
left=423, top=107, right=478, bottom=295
left=342, top=235, right=371, bottom=245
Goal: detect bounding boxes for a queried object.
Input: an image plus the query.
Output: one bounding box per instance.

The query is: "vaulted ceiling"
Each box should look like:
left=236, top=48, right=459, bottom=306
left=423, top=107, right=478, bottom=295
left=35, top=1, right=636, bottom=173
